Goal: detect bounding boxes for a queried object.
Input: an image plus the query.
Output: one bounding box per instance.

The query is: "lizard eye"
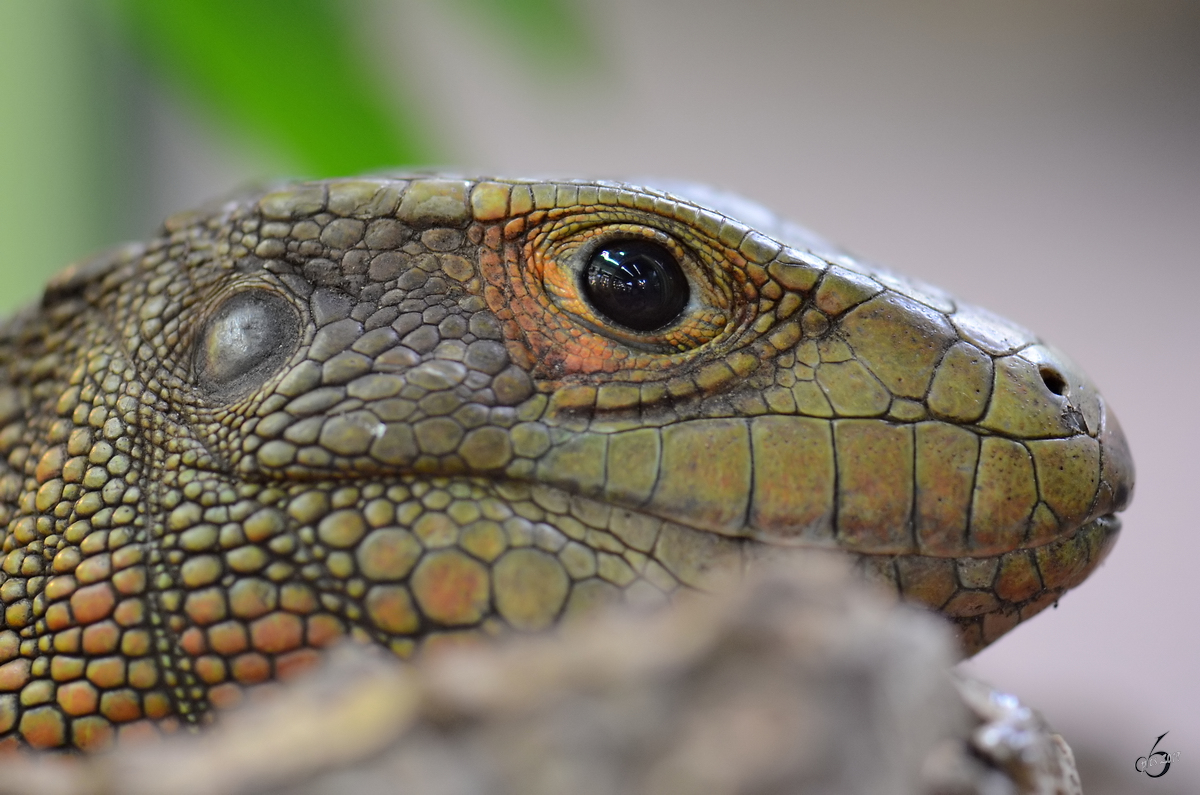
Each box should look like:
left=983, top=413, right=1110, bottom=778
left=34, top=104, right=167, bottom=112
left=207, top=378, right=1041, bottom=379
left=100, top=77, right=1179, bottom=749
left=581, top=239, right=689, bottom=332
left=193, top=289, right=300, bottom=399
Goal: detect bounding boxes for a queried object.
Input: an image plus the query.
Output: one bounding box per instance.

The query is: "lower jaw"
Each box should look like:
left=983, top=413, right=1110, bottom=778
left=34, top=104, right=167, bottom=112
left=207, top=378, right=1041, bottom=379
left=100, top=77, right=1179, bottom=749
left=256, top=473, right=1123, bottom=655
left=838, top=514, right=1122, bottom=655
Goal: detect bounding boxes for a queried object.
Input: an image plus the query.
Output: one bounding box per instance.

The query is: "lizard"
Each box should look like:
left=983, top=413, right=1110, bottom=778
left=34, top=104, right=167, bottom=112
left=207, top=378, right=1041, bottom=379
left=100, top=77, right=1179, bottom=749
left=0, top=176, right=1134, bottom=752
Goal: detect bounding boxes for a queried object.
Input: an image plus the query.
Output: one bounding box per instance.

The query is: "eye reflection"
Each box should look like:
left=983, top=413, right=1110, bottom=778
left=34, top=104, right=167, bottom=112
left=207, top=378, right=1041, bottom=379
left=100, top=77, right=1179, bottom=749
left=581, top=240, right=688, bottom=332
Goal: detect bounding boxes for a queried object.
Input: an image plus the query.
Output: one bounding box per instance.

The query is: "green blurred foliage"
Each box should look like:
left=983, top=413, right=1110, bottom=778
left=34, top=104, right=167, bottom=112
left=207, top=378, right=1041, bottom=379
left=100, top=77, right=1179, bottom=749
left=105, top=0, right=436, bottom=177
left=452, top=0, right=594, bottom=67
left=104, top=0, right=594, bottom=178
left=0, top=0, right=591, bottom=313
left=0, top=1, right=114, bottom=313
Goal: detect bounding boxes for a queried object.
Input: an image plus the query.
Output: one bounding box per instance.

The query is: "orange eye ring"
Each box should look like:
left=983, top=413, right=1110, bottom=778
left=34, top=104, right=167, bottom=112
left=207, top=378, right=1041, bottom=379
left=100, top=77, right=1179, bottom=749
left=484, top=208, right=760, bottom=382
left=536, top=221, right=738, bottom=354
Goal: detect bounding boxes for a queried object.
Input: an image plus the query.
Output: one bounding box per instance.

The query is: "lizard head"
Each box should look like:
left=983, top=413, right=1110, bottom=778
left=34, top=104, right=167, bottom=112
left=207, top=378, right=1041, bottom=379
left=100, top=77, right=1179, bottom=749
left=0, top=176, right=1132, bottom=749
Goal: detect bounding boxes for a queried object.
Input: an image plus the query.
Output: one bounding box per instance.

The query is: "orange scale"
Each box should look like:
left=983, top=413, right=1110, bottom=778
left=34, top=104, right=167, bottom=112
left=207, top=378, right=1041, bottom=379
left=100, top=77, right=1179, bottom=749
left=306, top=614, right=345, bottom=647
left=179, top=626, right=207, bottom=657
left=249, top=612, right=303, bottom=655
left=207, top=682, right=243, bottom=710
left=74, top=554, right=112, bottom=585
left=596, top=356, right=621, bottom=371
left=0, top=659, right=32, bottom=692
left=81, top=621, right=120, bottom=655
left=279, top=583, right=319, bottom=614
left=127, top=659, right=158, bottom=690
left=49, top=655, right=84, bottom=681
left=44, top=602, right=73, bottom=632
left=112, top=566, right=147, bottom=595
left=514, top=313, right=540, bottom=333
left=99, top=689, right=141, bottom=723
left=230, top=653, right=271, bottom=685
left=86, top=657, right=126, bottom=689
left=70, top=582, right=116, bottom=624
left=143, top=691, right=172, bottom=720
left=70, top=715, right=114, bottom=752
left=481, top=283, right=504, bottom=305
left=120, top=629, right=152, bottom=657
left=194, top=655, right=227, bottom=685
left=56, top=680, right=99, bottom=716
left=410, top=550, right=489, bottom=626
left=184, top=588, right=228, bottom=626
left=207, top=621, right=249, bottom=655
left=113, top=598, right=145, bottom=627
left=52, top=626, right=82, bottom=653
left=228, top=579, right=278, bottom=620
left=275, top=648, right=322, bottom=682
left=111, top=546, right=142, bottom=570
left=509, top=279, right=532, bottom=301
left=0, top=736, right=20, bottom=754
left=19, top=707, right=67, bottom=749
left=34, top=445, right=66, bottom=484
left=44, top=575, right=77, bottom=601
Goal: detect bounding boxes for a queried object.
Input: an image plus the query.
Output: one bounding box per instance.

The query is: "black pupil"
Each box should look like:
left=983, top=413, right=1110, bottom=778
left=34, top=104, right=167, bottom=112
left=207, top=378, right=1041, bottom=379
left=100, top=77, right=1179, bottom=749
left=582, top=240, right=688, bottom=332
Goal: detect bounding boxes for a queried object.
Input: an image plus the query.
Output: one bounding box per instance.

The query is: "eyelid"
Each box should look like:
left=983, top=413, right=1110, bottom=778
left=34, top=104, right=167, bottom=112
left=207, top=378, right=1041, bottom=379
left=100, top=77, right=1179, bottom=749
left=190, top=283, right=303, bottom=402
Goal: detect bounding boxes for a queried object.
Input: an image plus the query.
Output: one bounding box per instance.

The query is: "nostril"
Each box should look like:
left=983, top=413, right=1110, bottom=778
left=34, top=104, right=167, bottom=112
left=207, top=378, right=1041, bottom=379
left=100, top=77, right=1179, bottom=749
left=1039, top=366, right=1067, bottom=396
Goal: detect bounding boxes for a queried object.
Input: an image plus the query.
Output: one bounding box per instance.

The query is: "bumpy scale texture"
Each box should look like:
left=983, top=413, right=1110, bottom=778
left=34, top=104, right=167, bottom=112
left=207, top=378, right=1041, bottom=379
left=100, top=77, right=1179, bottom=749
left=0, top=177, right=1134, bottom=751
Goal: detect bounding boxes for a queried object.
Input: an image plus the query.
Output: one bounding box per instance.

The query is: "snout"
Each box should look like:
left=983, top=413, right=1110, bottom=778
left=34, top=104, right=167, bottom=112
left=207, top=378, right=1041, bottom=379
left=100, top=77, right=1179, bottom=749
left=1095, top=400, right=1135, bottom=518
left=1020, top=342, right=1134, bottom=522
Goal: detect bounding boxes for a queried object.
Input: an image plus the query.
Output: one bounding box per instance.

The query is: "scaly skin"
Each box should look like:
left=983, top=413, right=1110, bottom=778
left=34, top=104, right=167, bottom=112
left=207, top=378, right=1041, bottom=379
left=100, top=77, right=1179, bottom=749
left=0, top=176, right=1133, bottom=751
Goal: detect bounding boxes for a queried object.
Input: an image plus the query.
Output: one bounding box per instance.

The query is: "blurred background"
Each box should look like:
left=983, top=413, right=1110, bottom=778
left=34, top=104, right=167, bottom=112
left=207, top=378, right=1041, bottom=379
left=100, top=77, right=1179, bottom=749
left=1, top=0, right=1197, bottom=790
